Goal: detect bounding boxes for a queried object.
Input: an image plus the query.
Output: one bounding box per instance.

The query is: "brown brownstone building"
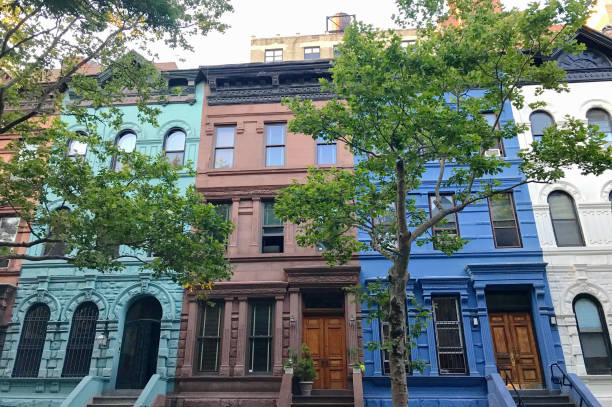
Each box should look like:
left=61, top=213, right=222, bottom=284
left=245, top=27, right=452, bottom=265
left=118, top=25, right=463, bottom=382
left=170, top=60, right=363, bottom=407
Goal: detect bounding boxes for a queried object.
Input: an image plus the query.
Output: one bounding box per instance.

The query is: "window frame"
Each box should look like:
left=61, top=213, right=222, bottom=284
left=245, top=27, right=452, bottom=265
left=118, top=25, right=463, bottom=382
left=111, top=130, right=137, bottom=170
left=43, top=207, right=69, bottom=257
left=247, top=300, right=274, bottom=374
left=213, top=125, right=236, bottom=169
left=316, top=136, right=337, bottom=165
left=264, top=49, right=283, bottom=63
left=66, top=132, right=88, bottom=160
left=304, top=46, right=320, bottom=60
left=163, top=128, right=186, bottom=167
left=264, top=123, right=286, bottom=167
left=586, top=108, right=612, bottom=147
left=432, top=295, right=469, bottom=375
left=0, top=216, right=20, bottom=268
left=529, top=111, right=554, bottom=143
left=487, top=192, right=522, bottom=249
left=195, top=301, right=224, bottom=374
left=547, top=190, right=585, bottom=247
left=481, top=112, right=505, bottom=157
left=261, top=200, right=284, bottom=253
left=428, top=194, right=460, bottom=249
left=573, top=294, right=612, bottom=375
left=379, top=317, right=412, bottom=376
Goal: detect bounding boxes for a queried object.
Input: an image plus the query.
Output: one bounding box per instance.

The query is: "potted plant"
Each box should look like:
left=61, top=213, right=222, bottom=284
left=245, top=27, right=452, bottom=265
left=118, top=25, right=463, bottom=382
left=294, top=344, right=317, bottom=396
left=349, top=348, right=365, bottom=374
left=283, top=349, right=296, bottom=374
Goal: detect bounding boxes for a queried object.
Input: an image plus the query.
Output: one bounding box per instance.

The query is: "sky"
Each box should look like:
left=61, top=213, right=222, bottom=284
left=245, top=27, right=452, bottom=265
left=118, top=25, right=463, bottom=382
left=154, top=0, right=534, bottom=69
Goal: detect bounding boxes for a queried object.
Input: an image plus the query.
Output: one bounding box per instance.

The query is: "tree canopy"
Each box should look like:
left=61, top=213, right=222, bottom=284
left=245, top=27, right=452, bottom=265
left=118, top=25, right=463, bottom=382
left=275, top=0, right=611, bottom=405
left=0, top=0, right=234, bottom=287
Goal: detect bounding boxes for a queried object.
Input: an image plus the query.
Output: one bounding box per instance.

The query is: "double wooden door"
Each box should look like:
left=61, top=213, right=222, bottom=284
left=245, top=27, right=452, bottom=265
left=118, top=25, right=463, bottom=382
left=489, top=312, right=543, bottom=389
left=303, top=316, right=347, bottom=389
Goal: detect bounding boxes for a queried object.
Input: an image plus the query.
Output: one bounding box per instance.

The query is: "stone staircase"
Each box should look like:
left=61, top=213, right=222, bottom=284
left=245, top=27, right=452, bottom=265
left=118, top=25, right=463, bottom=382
left=512, top=389, right=577, bottom=407
left=86, top=389, right=141, bottom=407
left=292, top=389, right=354, bottom=407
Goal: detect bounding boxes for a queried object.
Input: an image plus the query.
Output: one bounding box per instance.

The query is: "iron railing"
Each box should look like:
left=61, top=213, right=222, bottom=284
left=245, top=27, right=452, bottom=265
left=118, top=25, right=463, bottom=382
left=550, top=362, right=593, bottom=407
left=504, top=373, right=525, bottom=407
left=62, top=302, right=99, bottom=377
left=12, top=304, right=50, bottom=377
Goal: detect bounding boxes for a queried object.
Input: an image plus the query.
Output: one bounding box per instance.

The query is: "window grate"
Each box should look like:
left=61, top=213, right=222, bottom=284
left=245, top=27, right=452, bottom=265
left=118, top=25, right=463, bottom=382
left=62, top=302, right=99, bottom=377
left=432, top=296, right=467, bottom=375
left=13, top=304, right=50, bottom=377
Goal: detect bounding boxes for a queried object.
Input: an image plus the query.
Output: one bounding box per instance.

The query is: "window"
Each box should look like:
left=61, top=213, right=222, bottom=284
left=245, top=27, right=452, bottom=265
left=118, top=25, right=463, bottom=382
left=265, top=124, right=285, bottom=166
left=573, top=295, right=612, bottom=375
left=0, top=216, right=19, bottom=268
left=609, top=191, right=612, bottom=212
left=304, top=47, right=320, bottom=60
left=548, top=191, right=584, bottom=247
left=214, top=126, right=235, bottom=169
left=13, top=304, right=50, bottom=377
left=401, top=39, right=415, bottom=48
left=248, top=302, right=273, bottom=373
left=264, top=49, right=283, bottom=63
left=432, top=296, right=467, bottom=374
left=529, top=111, right=554, bottom=143
left=488, top=193, right=522, bottom=248
left=212, top=202, right=231, bottom=246
left=66, top=133, right=87, bottom=160
left=380, top=319, right=411, bottom=375
left=112, top=130, right=137, bottom=170
left=43, top=208, right=69, bottom=257
left=317, top=136, right=336, bottom=164
left=429, top=195, right=459, bottom=247
left=262, top=200, right=283, bottom=253
left=333, top=45, right=340, bottom=57
left=62, top=302, right=98, bottom=377
left=196, top=302, right=223, bottom=372
left=482, top=112, right=505, bottom=156
left=586, top=108, right=612, bottom=146
left=164, top=129, right=186, bottom=167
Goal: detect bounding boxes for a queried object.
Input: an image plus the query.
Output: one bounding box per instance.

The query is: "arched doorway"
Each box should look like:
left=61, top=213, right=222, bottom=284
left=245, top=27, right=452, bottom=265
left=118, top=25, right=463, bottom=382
left=116, top=296, right=162, bottom=389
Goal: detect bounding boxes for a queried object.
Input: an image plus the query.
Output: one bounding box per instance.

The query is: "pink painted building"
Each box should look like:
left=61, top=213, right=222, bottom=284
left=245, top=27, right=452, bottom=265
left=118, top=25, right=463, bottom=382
left=170, top=60, right=363, bottom=406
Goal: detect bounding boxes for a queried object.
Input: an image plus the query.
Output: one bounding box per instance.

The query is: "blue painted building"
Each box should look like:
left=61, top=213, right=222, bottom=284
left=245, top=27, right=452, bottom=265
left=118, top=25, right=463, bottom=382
left=359, top=99, right=568, bottom=406
left=0, top=63, right=204, bottom=406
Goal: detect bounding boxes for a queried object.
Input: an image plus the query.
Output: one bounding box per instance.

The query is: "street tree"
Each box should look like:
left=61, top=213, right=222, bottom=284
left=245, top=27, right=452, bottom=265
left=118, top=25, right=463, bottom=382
left=275, top=0, right=612, bottom=405
left=0, top=0, right=234, bottom=287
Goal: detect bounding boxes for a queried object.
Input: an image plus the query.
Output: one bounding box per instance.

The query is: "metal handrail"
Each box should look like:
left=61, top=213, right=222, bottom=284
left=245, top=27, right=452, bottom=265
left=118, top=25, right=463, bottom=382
left=504, top=373, right=525, bottom=407
left=550, top=362, right=592, bottom=407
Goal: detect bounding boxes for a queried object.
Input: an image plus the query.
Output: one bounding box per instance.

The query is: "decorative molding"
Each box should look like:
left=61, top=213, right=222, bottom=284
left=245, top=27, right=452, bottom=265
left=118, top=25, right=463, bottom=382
left=191, top=281, right=288, bottom=299
left=286, top=266, right=360, bottom=288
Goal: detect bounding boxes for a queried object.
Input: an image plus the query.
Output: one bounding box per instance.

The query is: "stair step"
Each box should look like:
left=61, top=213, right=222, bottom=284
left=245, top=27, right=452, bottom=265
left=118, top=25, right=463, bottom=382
left=513, top=396, right=571, bottom=403
left=87, top=404, right=135, bottom=407
left=292, top=403, right=354, bottom=407
left=310, top=390, right=353, bottom=396
left=102, top=389, right=141, bottom=397
left=91, top=397, right=138, bottom=404
left=293, top=396, right=354, bottom=403
left=516, top=404, right=575, bottom=407
left=515, top=390, right=561, bottom=396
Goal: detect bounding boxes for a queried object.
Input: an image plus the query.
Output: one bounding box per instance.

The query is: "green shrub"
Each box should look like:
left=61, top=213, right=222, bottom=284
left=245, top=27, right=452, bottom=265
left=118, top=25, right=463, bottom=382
left=294, top=344, right=317, bottom=382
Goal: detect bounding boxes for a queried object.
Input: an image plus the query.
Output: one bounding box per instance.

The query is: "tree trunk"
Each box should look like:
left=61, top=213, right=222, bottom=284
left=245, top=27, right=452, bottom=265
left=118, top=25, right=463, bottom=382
left=388, top=254, right=410, bottom=407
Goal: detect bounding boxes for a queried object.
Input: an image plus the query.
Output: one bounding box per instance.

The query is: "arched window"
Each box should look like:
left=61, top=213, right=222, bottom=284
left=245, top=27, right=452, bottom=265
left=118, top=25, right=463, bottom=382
left=12, top=304, right=50, bottom=377
left=66, top=132, right=88, bottom=160
left=586, top=108, right=612, bottom=145
left=163, top=129, right=186, bottom=167
left=573, top=295, right=612, bottom=375
left=548, top=191, right=584, bottom=247
left=530, top=111, right=554, bottom=142
left=112, top=130, right=137, bottom=170
left=62, top=302, right=99, bottom=377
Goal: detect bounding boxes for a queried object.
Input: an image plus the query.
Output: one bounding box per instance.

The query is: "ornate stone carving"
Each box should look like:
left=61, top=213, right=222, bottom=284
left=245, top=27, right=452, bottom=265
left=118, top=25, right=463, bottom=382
left=286, top=266, right=360, bottom=288
left=558, top=50, right=612, bottom=70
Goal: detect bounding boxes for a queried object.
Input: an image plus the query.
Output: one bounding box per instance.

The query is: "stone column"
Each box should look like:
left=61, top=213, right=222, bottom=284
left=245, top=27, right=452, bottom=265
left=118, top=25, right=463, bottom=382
left=250, top=197, right=261, bottom=255
left=219, top=297, right=234, bottom=376
left=179, top=299, right=198, bottom=376
left=234, top=297, right=248, bottom=375
left=289, top=288, right=300, bottom=351
left=274, top=296, right=285, bottom=375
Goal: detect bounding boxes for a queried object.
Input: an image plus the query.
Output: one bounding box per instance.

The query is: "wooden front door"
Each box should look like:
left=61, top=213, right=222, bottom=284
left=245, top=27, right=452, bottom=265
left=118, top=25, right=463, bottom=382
left=489, top=312, right=543, bottom=389
left=303, top=316, right=347, bottom=389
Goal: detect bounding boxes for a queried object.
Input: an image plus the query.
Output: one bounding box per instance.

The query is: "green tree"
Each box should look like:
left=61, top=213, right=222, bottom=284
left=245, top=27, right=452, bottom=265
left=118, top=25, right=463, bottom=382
left=0, top=0, right=234, bottom=287
left=275, top=1, right=612, bottom=405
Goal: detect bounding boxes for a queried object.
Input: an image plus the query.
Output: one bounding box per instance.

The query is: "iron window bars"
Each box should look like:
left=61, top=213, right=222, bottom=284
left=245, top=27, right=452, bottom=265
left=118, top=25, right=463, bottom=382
left=62, top=302, right=99, bottom=377
left=432, top=296, right=468, bottom=375
left=13, top=304, right=50, bottom=377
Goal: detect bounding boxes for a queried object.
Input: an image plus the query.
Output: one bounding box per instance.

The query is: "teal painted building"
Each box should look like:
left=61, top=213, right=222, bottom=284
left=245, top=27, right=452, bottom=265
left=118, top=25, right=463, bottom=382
left=0, top=66, right=204, bottom=406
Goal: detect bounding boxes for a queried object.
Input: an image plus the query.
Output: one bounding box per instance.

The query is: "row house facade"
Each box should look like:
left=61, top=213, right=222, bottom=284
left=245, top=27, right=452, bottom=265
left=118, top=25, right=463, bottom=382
left=512, top=26, right=612, bottom=406
left=169, top=59, right=363, bottom=407
left=359, top=96, right=566, bottom=407
left=0, top=63, right=204, bottom=406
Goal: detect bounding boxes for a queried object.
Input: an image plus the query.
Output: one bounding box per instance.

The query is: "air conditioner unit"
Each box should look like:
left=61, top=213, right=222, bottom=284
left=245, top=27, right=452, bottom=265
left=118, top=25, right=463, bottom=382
left=484, top=148, right=501, bottom=157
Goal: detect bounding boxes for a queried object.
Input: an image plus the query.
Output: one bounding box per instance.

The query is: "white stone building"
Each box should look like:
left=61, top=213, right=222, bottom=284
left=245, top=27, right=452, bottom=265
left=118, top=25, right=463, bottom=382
left=512, top=26, right=612, bottom=406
